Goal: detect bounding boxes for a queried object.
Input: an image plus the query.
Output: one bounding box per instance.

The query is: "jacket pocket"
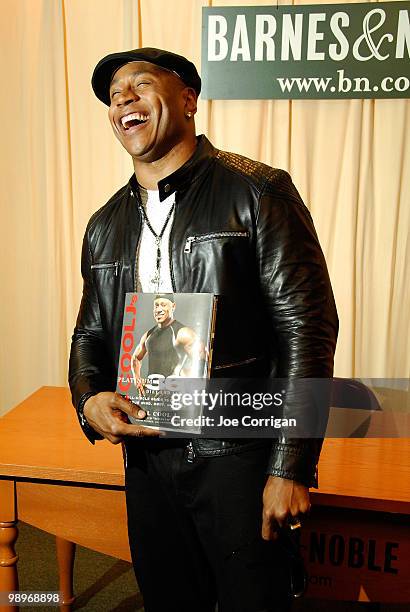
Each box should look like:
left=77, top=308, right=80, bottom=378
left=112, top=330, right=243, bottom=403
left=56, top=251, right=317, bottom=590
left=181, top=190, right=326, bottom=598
left=90, top=262, right=119, bottom=276
left=184, top=231, right=249, bottom=253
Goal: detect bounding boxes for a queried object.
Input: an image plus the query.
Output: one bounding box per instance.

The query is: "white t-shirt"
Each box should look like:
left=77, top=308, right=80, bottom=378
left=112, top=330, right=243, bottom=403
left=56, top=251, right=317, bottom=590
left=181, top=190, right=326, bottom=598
left=137, top=188, right=175, bottom=292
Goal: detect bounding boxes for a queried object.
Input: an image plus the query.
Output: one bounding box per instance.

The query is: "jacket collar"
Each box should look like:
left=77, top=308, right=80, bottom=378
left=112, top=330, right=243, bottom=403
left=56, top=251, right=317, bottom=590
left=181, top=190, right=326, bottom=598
left=129, top=134, right=217, bottom=202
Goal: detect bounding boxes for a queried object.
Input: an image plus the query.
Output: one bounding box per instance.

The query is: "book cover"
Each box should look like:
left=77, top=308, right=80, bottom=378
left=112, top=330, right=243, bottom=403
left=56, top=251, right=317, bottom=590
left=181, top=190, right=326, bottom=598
left=116, top=292, right=216, bottom=433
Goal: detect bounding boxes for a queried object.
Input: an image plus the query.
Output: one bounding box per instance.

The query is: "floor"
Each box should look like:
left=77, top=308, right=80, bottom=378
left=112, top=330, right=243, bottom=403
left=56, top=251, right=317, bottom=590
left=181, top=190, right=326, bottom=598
left=14, top=522, right=407, bottom=612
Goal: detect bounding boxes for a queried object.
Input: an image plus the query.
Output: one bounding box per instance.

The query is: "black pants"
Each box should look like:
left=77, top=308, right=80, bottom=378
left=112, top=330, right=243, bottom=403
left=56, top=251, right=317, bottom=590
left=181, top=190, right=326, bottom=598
left=125, top=441, right=292, bottom=612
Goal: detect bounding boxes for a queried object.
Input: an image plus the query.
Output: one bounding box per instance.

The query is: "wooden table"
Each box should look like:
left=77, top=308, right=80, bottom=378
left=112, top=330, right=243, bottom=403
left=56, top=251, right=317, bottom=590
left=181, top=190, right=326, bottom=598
left=0, top=387, right=409, bottom=608
left=0, top=387, right=130, bottom=611
left=302, top=438, right=410, bottom=602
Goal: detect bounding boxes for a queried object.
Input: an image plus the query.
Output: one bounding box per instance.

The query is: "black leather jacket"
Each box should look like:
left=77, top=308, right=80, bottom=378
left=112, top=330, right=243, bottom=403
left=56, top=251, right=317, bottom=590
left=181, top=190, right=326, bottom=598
left=69, top=135, right=338, bottom=487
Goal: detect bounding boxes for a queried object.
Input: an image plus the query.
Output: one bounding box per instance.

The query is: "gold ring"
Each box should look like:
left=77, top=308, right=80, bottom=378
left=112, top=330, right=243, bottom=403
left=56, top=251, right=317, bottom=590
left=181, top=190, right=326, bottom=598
left=289, top=519, right=302, bottom=530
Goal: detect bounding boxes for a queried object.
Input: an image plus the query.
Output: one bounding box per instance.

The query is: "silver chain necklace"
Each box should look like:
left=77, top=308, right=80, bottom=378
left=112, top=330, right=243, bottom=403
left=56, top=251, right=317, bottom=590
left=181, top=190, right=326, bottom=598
left=136, top=196, right=175, bottom=292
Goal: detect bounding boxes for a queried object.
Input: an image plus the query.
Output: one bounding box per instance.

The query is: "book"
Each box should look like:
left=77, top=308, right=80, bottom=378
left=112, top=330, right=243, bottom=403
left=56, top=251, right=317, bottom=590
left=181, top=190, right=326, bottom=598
left=116, top=292, right=216, bottom=433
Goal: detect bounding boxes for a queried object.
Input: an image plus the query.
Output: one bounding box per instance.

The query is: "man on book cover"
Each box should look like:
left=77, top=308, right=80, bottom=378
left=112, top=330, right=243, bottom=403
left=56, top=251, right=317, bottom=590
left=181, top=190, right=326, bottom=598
left=131, top=293, right=206, bottom=392
left=69, top=47, right=338, bottom=612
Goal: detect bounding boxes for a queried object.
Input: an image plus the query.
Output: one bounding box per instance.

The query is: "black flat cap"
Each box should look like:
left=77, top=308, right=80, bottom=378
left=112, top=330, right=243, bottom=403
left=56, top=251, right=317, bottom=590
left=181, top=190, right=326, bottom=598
left=92, top=47, right=201, bottom=105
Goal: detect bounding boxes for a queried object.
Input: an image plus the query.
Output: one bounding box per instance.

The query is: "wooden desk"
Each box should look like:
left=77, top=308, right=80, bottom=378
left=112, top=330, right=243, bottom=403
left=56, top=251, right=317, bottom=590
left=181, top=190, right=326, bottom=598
left=0, top=387, right=130, bottom=611
left=304, top=439, right=410, bottom=602
left=0, top=387, right=409, bottom=607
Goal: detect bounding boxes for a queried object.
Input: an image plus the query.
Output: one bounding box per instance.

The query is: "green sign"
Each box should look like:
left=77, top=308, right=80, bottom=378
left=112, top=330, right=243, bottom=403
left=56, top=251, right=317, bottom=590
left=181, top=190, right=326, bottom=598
left=201, top=2, right=410, bottom=99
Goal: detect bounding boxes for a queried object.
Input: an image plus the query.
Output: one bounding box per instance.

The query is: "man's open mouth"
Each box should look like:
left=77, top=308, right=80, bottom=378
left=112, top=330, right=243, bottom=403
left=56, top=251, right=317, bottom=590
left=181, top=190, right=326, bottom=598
left=120, top=112, right=149, bottom=130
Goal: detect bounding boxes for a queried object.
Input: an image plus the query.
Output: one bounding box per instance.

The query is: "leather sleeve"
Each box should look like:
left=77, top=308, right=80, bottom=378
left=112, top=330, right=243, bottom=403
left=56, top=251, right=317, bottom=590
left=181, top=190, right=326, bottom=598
left=255, top=170, right=338, bottom=487
left=68, top=226, right=106, bottom=443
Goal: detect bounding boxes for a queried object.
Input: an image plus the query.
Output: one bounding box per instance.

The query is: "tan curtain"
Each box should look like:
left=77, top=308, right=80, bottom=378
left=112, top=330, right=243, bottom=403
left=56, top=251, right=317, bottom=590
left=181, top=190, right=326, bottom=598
left=1, top=0, right=409, bottom=416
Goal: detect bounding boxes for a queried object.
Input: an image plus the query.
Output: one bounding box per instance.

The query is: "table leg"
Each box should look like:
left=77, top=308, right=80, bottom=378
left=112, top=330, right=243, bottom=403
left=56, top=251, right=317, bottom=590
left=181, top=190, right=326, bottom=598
left=0, top=480, right=18, bottom=611
left=55, top=538, right=75, bottom=611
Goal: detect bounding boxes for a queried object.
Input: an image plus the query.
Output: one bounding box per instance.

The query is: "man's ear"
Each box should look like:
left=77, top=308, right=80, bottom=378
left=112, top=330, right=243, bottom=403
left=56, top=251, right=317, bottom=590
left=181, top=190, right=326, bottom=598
left=183, top=87, right=198, bottom=116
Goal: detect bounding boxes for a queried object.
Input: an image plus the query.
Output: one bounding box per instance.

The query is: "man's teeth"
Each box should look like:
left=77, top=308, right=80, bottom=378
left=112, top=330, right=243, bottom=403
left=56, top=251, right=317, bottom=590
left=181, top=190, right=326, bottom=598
left=121, top=113, right=149, bottom=129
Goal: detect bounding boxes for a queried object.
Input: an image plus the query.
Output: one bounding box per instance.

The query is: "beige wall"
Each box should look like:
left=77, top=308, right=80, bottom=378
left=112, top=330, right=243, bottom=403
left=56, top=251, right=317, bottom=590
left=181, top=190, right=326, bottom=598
left=1, top=0, right=409, bottom=416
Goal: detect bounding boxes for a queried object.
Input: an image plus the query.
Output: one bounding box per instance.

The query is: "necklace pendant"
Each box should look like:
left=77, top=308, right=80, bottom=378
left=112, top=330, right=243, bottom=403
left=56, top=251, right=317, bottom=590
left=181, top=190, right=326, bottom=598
left=151, top=270, right=160, bottom=287
left=137, top=197, right=175, bottom=294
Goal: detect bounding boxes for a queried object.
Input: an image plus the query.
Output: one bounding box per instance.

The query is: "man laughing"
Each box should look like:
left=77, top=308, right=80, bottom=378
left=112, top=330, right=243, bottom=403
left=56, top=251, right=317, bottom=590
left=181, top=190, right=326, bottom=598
left=69, top=47, right=338, bottom=612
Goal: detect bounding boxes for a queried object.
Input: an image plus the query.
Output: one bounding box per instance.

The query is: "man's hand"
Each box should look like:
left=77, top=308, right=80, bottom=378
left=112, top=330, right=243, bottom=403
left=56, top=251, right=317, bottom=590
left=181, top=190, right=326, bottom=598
left=262, top=475, right=311, bottom=541
left=83, top=392, right=161, bottom=444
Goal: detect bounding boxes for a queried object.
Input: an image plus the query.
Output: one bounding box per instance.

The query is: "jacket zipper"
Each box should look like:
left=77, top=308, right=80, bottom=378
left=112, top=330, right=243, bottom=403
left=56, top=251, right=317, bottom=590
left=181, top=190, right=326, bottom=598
left=186, top=441, right=196, bottom=463
left=168, top=193, right=178, bottom=291
left=130, top=189, right=143, bottom=292
left=184, top=231, right=249, bottom=253
left=213, top=356, right=261, bottom=370
left=90, top=262, right=119, bottom=276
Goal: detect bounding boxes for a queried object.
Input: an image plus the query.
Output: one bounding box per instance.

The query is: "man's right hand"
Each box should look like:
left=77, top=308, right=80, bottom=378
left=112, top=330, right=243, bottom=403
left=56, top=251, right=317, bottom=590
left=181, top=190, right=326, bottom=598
left=83, top=392, right=162, bottom=444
